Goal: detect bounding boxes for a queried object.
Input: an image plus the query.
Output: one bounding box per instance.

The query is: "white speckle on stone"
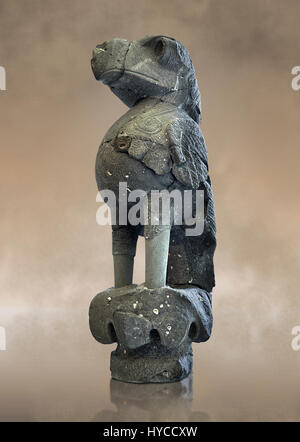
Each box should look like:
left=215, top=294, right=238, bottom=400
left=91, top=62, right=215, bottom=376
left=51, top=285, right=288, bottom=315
left=107, top=297, right=111, bottom=302
left=167, top=304, right=170, bottom=307
left=165, top=331, right=169, bottom=335
left=138, top=314, right=143, bottom=318
left=107, top=171, right=112, bottom=176
left=166, top=295, right=170, bottom=298
left=160, top=304, right=164, bottom=308
left=125, top=174, right=129, bottom=178
left=133, top=303, right=137, bottom=309
left=167, top=325, right=172, bottom=331
left=153, top=308, right=159, bottom=315
left=124, top=349, right=126, bottom=354
left=178, top=254, right=182, bottom=258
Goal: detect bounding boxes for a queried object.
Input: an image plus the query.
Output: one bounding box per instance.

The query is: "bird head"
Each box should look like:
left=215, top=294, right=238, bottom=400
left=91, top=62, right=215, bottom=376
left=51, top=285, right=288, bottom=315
left=91, top=35, right=201, bottom=123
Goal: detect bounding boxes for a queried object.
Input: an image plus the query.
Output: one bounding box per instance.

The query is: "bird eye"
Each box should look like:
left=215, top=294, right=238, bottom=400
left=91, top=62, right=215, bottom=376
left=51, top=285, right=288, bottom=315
left=154, top=40, right=165, bottom=58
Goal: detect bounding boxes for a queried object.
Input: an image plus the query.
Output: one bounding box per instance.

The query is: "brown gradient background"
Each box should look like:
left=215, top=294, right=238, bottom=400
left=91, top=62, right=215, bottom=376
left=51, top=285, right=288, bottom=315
left=0, top=0, right=299, bottom=421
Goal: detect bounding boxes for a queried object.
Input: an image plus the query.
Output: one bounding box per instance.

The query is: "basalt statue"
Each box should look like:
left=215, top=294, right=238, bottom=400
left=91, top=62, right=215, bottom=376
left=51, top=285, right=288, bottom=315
left=89, top=36, right=216, bottom=383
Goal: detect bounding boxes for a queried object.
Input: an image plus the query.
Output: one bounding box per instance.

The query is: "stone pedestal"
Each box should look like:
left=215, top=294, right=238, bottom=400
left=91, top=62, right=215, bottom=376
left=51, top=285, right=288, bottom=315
left=89, top=284, right=212, bottom=383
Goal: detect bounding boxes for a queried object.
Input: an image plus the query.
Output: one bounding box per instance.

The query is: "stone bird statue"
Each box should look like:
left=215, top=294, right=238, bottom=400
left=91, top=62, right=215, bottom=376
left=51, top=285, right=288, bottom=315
left=89, top=36, right=216, bottom=383
left=91, top=35, right=216, bottom=292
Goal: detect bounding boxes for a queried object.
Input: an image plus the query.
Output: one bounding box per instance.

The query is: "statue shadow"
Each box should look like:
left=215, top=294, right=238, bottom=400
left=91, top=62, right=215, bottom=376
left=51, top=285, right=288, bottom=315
left=91, top=374, right=210, bottom=422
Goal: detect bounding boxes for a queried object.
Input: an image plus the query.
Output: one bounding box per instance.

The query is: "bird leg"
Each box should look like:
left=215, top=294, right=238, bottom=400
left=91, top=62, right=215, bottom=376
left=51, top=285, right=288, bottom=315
left=144, top=194, right=171, bottom=289
left=112, top=226, right=138, bottom=288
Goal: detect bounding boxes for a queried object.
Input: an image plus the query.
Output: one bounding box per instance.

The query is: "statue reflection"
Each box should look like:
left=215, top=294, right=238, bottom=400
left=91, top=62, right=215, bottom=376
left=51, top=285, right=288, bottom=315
left=92, top=375, right=210, bottom=422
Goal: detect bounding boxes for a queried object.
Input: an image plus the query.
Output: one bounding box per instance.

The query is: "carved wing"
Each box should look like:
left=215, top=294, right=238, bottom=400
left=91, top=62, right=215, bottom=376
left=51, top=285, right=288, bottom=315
left=167, top=118, right=209, bottom=189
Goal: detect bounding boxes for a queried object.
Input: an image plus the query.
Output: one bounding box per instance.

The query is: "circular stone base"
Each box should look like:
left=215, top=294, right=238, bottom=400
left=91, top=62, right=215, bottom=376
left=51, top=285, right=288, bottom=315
left=110, top=344, right=193, bottom=384
left=89, top=284, right=212, bottom=384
